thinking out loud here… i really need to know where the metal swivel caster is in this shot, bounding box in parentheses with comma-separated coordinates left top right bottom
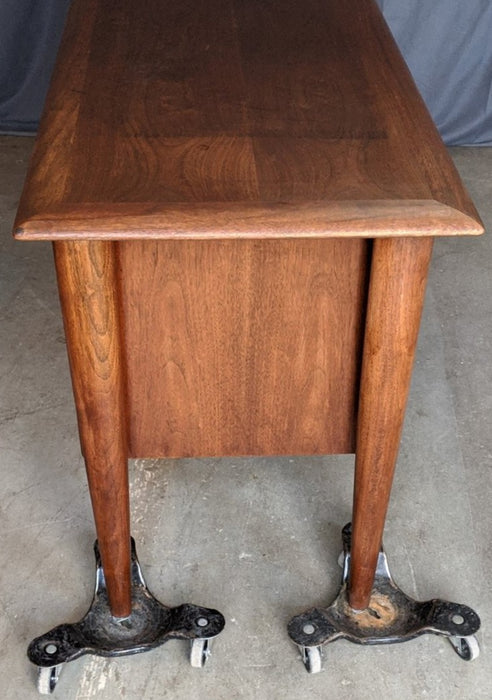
(289, 523, 480, 673)
(29, 539, 225, 694)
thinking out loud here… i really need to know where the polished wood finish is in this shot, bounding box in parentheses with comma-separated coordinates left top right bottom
(13, 200, 483, 241)
(53, 241, 131, 617)
(118, 238, 368, 458)
(349, 238, 434, 610)
(14, 0, 482, 241)
(14, 0, 483, 618)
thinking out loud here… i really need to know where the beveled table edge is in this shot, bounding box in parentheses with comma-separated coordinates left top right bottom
(14, 199, 484, 241)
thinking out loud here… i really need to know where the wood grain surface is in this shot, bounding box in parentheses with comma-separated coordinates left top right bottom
(349, 237, 434, 609)
(118, 238, 368, 457)
(14, 0, 483, 240)
(54, 240, 132, 617)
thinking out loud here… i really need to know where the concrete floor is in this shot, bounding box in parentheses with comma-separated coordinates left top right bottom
(0, 136, 491, 699)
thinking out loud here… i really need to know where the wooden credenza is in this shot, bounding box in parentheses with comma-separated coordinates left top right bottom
(14, 0, 483, 658)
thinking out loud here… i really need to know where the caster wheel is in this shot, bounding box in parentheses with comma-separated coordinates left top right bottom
(190, 638, 212, 667)
(37, 665, 62, 695)
(449, 634, 480, 661)
(299, 645, 322, 674)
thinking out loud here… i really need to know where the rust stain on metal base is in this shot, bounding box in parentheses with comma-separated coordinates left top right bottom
(342, 592, 399, 630)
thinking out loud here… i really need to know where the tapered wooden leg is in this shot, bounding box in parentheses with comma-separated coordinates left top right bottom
(53, 240, 131, 618)
(349, 237, 434, 611)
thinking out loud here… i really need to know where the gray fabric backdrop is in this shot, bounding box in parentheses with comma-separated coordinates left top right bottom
(0, 0, 491, 144)
(377, 0, 492, 145)
(0, 0, 70, 133)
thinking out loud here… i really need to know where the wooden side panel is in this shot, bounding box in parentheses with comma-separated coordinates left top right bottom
(118, 238, 368, 458)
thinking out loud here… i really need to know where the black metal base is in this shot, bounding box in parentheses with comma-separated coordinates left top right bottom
(288, 524, 480, 673)
(28, 539, 225, 693)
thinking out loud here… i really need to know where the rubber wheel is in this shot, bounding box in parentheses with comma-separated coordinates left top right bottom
(449, 635, 480, 661)
(37, 666, 61, 695)
(299, 645, 322, 674)
(190, 638, 211, 668)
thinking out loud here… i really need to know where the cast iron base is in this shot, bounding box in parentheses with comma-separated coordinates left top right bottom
(288, 524, 480, 673)
(28, 539, 225, 693)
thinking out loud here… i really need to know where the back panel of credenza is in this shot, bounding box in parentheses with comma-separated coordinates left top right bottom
(117, 238, 369, 458)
